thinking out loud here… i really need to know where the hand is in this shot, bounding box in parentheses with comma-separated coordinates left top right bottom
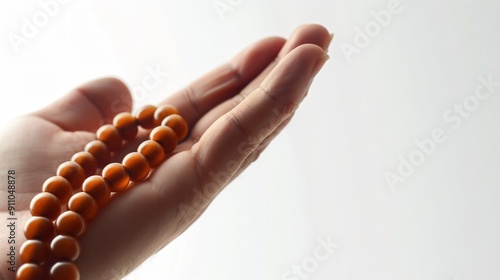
(0, 24, 331, 280)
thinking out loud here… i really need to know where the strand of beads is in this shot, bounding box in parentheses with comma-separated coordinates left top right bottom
(16, 105, 188, 280)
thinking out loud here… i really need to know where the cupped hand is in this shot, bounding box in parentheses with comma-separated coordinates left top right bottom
(0, 24, 331, 280)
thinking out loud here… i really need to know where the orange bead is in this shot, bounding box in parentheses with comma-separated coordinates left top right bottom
(154, 104, 179, 126)
(55, 211, 87, 237)
(84, 140, 111, 168)
(136, 105, 157, 129)
(42, 176, 72, 204)
(161, 114, 188, 141)
(20, 240, 49, 264)
(71, 151, 97, 177)
(150, 126, 177, 154)
(50, 235, 80, 261)
(67, 192, 98, 221)
(30, 193, 61, 221)
(113, 112, 138, 140)
(56, 161, 85, 191)
(16, 263, 46, 280)
(122, 152, 150, 182)
(138, 140, 165, 168)
(96, 124, 123, 151)
(50, 262, 79, 280)
(102, 163, 130, 192)
(82, 175, 111, 206)
(24, 216, 55, 242)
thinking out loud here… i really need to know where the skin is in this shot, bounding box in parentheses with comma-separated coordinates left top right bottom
(0, 24, 331, 280)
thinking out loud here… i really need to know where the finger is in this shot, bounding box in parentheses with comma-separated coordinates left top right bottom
(192, 44, 329, 192)
(238, 113, 294, 175)
(242, 24, 332, 99)
(33, 77, 132, 132)
(76, 45, 329, 280)
(159, 24, 331, 131)
(188, 24, 332, 141)
(157, 36, 287, 127)
(219, 113, 295, 190)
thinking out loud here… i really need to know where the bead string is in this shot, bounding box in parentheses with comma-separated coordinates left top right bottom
(16, 105, 188, 280)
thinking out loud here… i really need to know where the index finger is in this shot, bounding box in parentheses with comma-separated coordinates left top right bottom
(158, 36, 286, 127)
(192, 44, 329, 191)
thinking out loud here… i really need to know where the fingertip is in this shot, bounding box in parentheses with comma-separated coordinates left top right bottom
(76, 77, 133, 117)
(261, 43, 328, 101)
(230, 36, 286, 82)
(293, 23, 330, 36)
(35, 77, 133, 132)
(280, 24, 332, 56)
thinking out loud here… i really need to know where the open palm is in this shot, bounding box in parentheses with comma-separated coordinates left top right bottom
(0, 24, 331, 280)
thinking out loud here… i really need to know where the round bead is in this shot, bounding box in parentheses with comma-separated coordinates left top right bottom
(122, 152, 150, 182)
(55, 211, 87, 237)
(96, 124, 123, 151)
(71, 151, 97, 177)
(24, 216, 55, 242)
(50, 262, 80, 280)
(161, 114, 188, 141)
(150, 126, 177, 154)
(84, 140, 111, 168)
(82, 175, 111, 206)
(136, 105, 157, 129)
(102, 163, 130, 192)
(16, 263, 46, 280)
(20, 240, 49, 264)
(56, 161, 85, 191)
(67, 192, 98, 221)
(154, 104, 179, 126)
(30, 193, 61, 221)
(50, 235, 80, 261)
(138, 140, 165, 168)
(113, 112, 138, 140)
(42, 176, 72, 204)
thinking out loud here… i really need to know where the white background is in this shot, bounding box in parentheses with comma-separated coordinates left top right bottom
(2, 0, 500, 279)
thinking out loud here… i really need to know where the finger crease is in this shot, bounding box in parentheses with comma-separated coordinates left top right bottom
(76, 87, 106, 121)
(258, 85, 280, 104)
(231, 93, 245, 108)
(227, 63, 243, 84)
(184, 85, 201, 115)
(188, 145, 210, 192)
(225, 111, 252, 144)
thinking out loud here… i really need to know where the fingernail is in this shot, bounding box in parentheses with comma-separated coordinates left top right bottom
(312, 52, 330, 76)
(303, 54, 328, 101)
(326, 33, 334, 53)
